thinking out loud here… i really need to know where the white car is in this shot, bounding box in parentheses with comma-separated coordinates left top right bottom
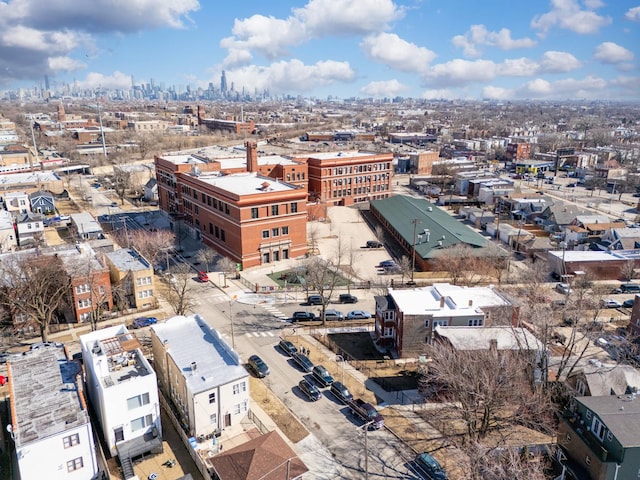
(601, 299, 622, 309)
(556, 283, 572, 294)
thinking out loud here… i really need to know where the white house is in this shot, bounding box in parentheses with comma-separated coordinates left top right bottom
(151, 315, 250, 439)
(0, 209, 17, 252)
(15, 212, 44, 246)
(3, 191, 29, 214)
(8, 345, 99, 480)
(80, 325, 162, 462)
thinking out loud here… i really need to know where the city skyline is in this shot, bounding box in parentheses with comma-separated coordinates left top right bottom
(0, 0, 639, 101)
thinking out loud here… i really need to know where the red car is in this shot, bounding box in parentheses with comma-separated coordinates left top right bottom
(198, 271, 209, 282)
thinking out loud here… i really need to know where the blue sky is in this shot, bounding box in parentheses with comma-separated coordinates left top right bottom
(1, 0, 638, 100)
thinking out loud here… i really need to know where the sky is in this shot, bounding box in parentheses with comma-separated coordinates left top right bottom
(0, 0, 639, 101)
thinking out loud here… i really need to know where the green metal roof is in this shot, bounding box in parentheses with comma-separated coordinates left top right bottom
(371, 196, 488, 259)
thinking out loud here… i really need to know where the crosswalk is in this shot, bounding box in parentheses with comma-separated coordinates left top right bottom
(261, 304, 289, 321)
(220, 330, 279, 341)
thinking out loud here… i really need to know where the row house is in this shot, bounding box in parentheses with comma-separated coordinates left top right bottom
(8, 345, 100, 480)
(104, 248, 156, 310)
(375, 283, 513, 358)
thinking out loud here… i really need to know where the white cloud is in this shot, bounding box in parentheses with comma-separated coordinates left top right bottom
(626, 6, 640, 21)
(361, 33, 436, 73)
(221, 0, 403, 64)
(482, 86, 513, 100)
(593, 42, 634, 64)
(452, 24, 536, 58)
(539, 51, 582, 72)
(47, 56, 87, 72)
(531, 0, 611, 36)
(425, 59, 498, 87)
(499, 58, 540, 76)
(222, 59, 355, 94)
(0, 26, 90, 53)
(360, 79, 408, 97)
(75, 71, 133, 90)
(421, 89, 458, 100)
(519, 75, 607, 98)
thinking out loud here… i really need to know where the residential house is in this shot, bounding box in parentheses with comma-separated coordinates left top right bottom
(566, 362, 640, 397)
(374, 283, 513, 358)
(3, 191, 30, 214)
(210, 431, 308, 480)
(533, 202, 589, 235)
(103, 248, 156, 310)
(70, 212, 104, 240)
(558, 395, 640, 480)
(8, 345, 99, 480)
(143, 177, 157, 202)
(29, 190, 55, 214)
(15, 212, 44, 246)
(564, 216, 625, 248)
(601, 227, 640, 251)
(58, 243, 113, 323)
(150, 314, 250, 438)
(0, 209, 17, 252)
(80, 325, 162, 463)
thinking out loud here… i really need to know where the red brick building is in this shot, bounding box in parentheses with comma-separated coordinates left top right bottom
(506, 142, 531, 161)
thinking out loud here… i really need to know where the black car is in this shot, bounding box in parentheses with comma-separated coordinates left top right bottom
(307, 295, 324, 305)
(298, 379, 321, 401)
(414, 452, 448, 480)
(247, 355, 270, 378)
(366, 240, 383, 248)
(330, 381, 353, 404)
(312, 365, 334, 387)
(338, 293, 358, 304)
(292, 353, 314, 372)
(278, 339, 298, 356)
(623, 298, 636, 308)
(291, 311, 317, 322)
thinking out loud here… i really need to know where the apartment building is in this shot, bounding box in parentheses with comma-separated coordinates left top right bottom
(80, 325, 162, 460)
(8, 345, 99, 480)
(151, 315, 250, 438)
(375, 284, 513, 358)
(103, 248, 156, 310)
(155, 147, 308, 269)
(301, 150, 393, 206)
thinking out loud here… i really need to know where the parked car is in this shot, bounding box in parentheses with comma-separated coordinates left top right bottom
(312, 365, 334, 387)
(278, 339, 298, 357)
(623, 298, 636, 308)
(602, 299, 622, 309)
(291, 311, 317, 322)
(614, 283, 640, 294)
(330, 381, 353, 404)
(198, 271, 209, 282)
(133, 317, 158, 328)
(414, 452, 448, 480)
(247, 355, 270, 378)
(307, 295, 324, 305)
(366, 240, 383, 248)
(324, 309, 344, 321)
(338, 293, 358, 304)
(556, 282, 572, 294)
(378, 260, 397, 268)
(346, 310, 372, 320)
(30, 341, 63, 350)
(298, 379, 321, 401)
(292, 353, 314, 372)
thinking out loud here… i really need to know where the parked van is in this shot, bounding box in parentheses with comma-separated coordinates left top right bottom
(615, 283, 640, 294)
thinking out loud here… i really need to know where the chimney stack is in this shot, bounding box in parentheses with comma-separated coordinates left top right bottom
(439, 296, 445, 308)
(246, 140, 258, 173)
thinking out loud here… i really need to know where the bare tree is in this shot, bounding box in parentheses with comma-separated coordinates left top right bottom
(398, 255, 412, 284)
(196, 248, 219, 272)
(112, 229, 176, 269)
(218, 257, 237, 287)
(0, 255, 71, 342)
(466, 442, 549, 480)
(621, 260, 636, 281)
(432, 244, 484, 286)
(112, 165, 132, 205)
(160, 263, 198, 316)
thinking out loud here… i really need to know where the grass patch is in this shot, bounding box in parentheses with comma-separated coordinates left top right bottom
(267, 268, 351, 288)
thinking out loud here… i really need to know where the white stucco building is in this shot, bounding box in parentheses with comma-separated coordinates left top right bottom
(150, 315, 250, 439)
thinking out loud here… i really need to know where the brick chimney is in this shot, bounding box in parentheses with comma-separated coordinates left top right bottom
(245, 140, 258, 173)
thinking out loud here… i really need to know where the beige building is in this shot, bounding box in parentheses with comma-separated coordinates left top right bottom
(103, 248, 156, 310)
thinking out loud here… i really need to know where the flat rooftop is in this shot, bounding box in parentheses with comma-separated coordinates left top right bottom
(9, 346, 90, 446)
(105, 248, 151, 272)
(305, 150, 378, 160)
(550, 249, 640, 262)
(151, 315, 247, 395)
(198, 172, 298, 196)
(435, 326, 543, 351)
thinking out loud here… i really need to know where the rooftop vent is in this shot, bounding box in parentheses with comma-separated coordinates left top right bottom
(191, 361, 197, 372)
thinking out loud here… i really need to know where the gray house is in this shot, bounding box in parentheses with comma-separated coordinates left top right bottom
(29, 190, 55, 214)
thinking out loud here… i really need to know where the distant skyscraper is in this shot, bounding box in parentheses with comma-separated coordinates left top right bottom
(44, 75, 50, 91)
(220, 71, 228, 94)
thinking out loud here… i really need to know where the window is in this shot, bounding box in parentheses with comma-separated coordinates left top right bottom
(607, 430, 613, 442)
(131, 414, 153, 431)
(75, 284, 89, 294)
(220, 230, 225, 242)
(424, 320, 430, 328)
(586, 410, 592, 420)
(282, 249, 289, 259)
(591, 417, 606, 441)
(251, 207, 258, 219)
(468, 319, 483, 326)
(272, 228, 279, 237)
(232, 381, 246, 395)
(127, 393, 150, 410)
(233, 403, 242, 414)
(67, 457, 83, 472)
(383, 327, 393, 336)
(63, 433, 80, 448)
(114, 427, 124, 442)
(576, 380, 586, 396)
(262, 230, 269, 239)
(281, 226, 289, 235)
(271, 205, 279, 216)
(210, 413, 217, 424)
(138, 289, 153, 299)
(290, 202, 298, 213)
(208, 392, 216, 404)
(78, 299, 90, 309)
(433, 320, 448, 330)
